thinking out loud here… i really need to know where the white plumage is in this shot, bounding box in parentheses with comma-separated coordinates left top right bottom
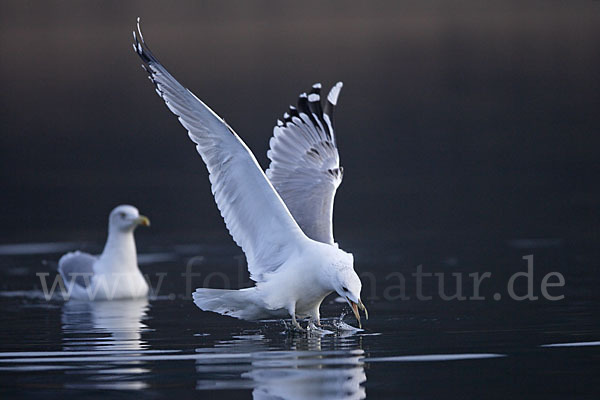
(133, 19, 367, 330)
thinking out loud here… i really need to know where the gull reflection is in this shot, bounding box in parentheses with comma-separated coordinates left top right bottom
(62, 298, 149, 350)
(61, 299, 150, 389)
(195, 332, 366, 399)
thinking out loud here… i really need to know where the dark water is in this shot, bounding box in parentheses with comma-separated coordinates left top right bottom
(0, 235, 598, 398)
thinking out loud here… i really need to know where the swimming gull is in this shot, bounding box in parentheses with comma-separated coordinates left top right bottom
(133, 20, 367, 330)
(58, 205, 150, 300)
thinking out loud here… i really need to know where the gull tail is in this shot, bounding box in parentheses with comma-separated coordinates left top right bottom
(193, 287, 271, 321)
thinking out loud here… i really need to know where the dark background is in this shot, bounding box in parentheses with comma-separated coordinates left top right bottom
(1, 0, 599, 245)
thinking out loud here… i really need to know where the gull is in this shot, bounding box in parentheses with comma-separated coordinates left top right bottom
(58, 205, 151, 300)
(133, 19, 367, 330)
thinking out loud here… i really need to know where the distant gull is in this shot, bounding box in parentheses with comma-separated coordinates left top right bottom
(58, 205, 150, 300)
(133, 19, 367, 330)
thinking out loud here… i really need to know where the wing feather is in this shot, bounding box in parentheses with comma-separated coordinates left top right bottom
(133, 20, 307, 282)
(58, 251, 97, 289)
(266, 83, 344, 245)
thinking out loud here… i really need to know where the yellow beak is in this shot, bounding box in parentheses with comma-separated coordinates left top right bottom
(359, 299, 369, 320)
(348, 299, 362, 329)
(136, 215, 151, 227)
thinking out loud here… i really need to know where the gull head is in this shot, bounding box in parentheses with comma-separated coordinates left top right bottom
(108, 205, 150, 233)
(334, 267, 368, 328)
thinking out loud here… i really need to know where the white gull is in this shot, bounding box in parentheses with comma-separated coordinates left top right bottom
(58, 205, 150, 300)
(133, 20, 367, 330)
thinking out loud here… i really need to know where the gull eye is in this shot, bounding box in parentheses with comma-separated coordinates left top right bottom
(342, 286, 349, 292)
(119, 212, 126, 218)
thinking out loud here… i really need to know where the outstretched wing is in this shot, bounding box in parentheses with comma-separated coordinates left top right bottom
(58, 251, 97, 289)
(266, 83, 344, 245)
(133, 20, 308, 282)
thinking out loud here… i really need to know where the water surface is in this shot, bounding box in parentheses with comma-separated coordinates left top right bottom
(0, 237, 598, 398)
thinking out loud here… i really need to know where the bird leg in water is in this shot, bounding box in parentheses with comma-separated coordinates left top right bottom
(309, 308, 321, 327)
(291, 314, 306, 332)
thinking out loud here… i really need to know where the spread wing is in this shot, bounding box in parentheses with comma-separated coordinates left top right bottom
(266, 83, 344, 245)
(58, 251, 97, 289)
(133, 20, 308, 282)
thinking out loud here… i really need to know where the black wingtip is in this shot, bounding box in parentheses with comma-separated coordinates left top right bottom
(136, 17, 144, 43)
(132, 19, 166, 100)
(277, 82, 342, 137)
(132, 18, 159, 66)
(308, 83, 322, 107)
(282, 105, 299, 124)
(297, 92, 310, 115)
(323, 81, 343, 120)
